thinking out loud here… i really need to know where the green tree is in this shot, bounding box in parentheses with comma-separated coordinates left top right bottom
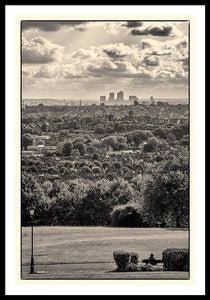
(47, 185, 79, 225)
(76, 184, 112, 225)
(102, 136, 117, 151)
(73, 142, 86, 156)
(21, 172, 49, 225)
(22, 134, 33, 150)
(105, 126, 115, 134)
(134, 100, 140, 106)
(143, 143, 154, 152)
(61, 142, 73, 156)
(131, 130, 147, 147)
(143, 170, 189, 227)
(111, 203, 143, 227)
(94, 125, 105, 134)
(152, 128, 167, 140)
(148, 136, 158, 149)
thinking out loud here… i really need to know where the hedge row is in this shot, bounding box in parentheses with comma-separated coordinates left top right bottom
(113, 250, 139, 272)
(162, 248, 189, 271)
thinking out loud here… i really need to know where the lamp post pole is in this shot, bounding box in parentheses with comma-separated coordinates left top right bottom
(29, 207, 35, 274)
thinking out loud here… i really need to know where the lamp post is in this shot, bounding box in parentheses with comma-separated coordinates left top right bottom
(29, 207, 35, 274)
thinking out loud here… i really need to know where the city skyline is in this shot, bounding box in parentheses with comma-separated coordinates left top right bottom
(22, 20, 189, 99)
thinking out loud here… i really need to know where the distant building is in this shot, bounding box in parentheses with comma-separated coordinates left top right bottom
(150, 96, 155, 104)
(108, 92, 115, 101)
(129, 95, 138, 101)
(22, 102, 26, 110)
(100, 96, 106, 103)
(117, 90, 124, 101)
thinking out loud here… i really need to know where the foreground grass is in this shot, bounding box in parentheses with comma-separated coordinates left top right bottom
(22, 226, 189, 266)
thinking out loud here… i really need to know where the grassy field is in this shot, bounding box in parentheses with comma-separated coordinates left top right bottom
(21, 226, 189, 280)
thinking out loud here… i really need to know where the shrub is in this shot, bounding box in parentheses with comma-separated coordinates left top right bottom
(105, 126, 115, 134)
(126, 263, 138, 272)
(59, 167, 69, 174)
(111, 204, 142, 227)
(92, 153, 100, 161)
(95, 126, 104, 134)
(81, 166, 92, 174)
(73, 138, 85, 145)
(61, 142, 73, 156)
(47, 167, 57, 174)
(113, 250, 139, 272)
(92, 166, 101, 174)
(74, 142, 86, 156)
(113, 162, 121, 169)
(143, 143, 154, 153)
(94, 160, 102, 167)
(64, 161, 74, 168)
(106, 173, 114, 181)
(86, 146, 97, 154)
(117, 143, 126, 151)
(153, 128, 167, 140)
(102, 162, 111, 169)
(141, 264, 153, 271)
(162, 248, 189, 271)
(132, 130, 147, 147)
(155, 155, 164, 162)
(141, 264, 163, 272)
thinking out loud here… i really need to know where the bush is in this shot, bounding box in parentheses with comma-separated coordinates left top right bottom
(61, 142, 73, 156)
(126, 263, 138, 272)
(95, 126, 104, 134)
(143, 143, 154, 153)
(162, 248, 189, 271)
(92, 153, 100, 161)
(141, 264, 163, 272)
(113, 250, 139, 272)
(105, 126, 115, 134)
(92, 166, 101, 174)
(111, 204, 142, 227)
(74, 142, 86, 156)
(155, 155, 164, 162)
(81, 166, 92, 174)
(152, 128, 167, 139)
(117, 143, 126, 151)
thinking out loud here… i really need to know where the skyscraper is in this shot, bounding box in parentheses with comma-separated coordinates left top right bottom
(117, 90, 124, 101)
(109, 92, 114, 101)
(100, 96, 106, 103)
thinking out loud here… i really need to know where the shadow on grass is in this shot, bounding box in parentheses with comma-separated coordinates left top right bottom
(165, 228, 189, 231)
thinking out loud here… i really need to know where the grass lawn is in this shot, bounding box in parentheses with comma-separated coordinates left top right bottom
(21, 226, 189, 280)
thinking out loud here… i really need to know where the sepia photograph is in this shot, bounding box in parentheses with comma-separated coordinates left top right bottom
(20, 18, 191, 281)
(4, 3, 206, 295)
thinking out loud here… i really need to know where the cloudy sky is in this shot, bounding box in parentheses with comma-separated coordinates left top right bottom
(22, 20, 189, 100)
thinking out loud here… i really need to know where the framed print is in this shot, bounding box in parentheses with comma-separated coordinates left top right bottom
(5, 4, 205, 296)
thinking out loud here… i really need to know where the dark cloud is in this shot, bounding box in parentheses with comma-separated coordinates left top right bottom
(22, 21, 88, 32)
(131, 26, 172, 36)
(143, 56, 159, 66)
(149, 50, 172, 56)
(103, 50, 126, 59)
(63, 74, 86, 79)
(22, 51, 55, 64)
(22, 36, 63, 64)
(123, 21, 143, 28)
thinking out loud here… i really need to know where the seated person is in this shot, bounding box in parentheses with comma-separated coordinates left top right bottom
(148, 253, 156, 265)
